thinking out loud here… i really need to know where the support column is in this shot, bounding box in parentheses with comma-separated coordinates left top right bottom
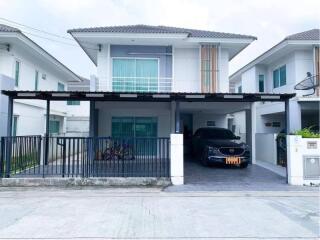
(6, 96, 13, 137)
(250, 102, 257, 164)
(89, 100, 96, 137)
(44, 100, 50, 165)
(175, 101, 181, 133)
(284, 99, 290, 183)
(170, 133, 184, 185)
(5, 96, 13, 177)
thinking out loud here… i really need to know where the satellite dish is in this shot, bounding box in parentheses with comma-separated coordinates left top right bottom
(294, 72, 319, 96)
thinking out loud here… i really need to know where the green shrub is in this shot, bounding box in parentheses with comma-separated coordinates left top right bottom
(294, 127, 320, 138)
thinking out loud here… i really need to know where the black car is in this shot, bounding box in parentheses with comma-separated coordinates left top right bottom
(192, 127, 250, 168)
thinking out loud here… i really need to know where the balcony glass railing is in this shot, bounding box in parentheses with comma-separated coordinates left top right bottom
(112, 77, 172, 93)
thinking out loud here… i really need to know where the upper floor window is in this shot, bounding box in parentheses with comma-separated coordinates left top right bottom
(67, 100, 80, 105)
(57, 82, 65, 91)
(112, 58, 158, 92)
(258, 74, 264, 92)
(34, 70, 39, 91)
(238, 86, 242, 93)
(14, 60, 20, 87)
(273, 65, 286, 88)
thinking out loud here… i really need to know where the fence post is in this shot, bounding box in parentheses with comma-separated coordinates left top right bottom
(170, 134, 184, 185)
(0, 137, 4, 178)
(62, 138, 66, 178)
(5, 137, 11, 178)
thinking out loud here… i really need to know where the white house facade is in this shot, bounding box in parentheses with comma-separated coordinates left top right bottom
(229, 29, 320, 167)
(68, 25, 257, 139)
(0, 24, 82, 137)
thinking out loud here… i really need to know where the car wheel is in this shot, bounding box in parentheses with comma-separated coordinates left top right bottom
(201, 151, 209, 166)
(240, 162, 248, 168)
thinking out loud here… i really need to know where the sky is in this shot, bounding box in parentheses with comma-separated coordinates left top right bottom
(0, 0, 319, 79)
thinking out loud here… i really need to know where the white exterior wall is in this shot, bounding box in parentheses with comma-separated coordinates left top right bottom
(0, 74, 14, 137)
(96, 102, 171, 138)
(0, 44, 71, 136)
(287, 135, 320, 185)
(230, 111, 246, 141)
(241, 67, 256, 93)
(255, 133, 277, 164)
(218, 48, 229, 93)
(193, 113, 227, 132)
(173, 47, 200, 92)
(96, 44, 110, 91)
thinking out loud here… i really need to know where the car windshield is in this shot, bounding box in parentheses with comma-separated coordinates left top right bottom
(202, 129, 237, 140)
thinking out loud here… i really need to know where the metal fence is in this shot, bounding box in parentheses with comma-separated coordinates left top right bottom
(0, 136, 170, 178)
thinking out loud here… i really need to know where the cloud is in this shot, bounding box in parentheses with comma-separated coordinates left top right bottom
(0, 0, 319, 77)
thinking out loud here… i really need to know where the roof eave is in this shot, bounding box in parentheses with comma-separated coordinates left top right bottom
(0, 31, 82, 82)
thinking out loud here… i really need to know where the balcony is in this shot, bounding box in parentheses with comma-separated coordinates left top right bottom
(112, 77, 172, 93)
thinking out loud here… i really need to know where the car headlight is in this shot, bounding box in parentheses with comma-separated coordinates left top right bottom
(207, 146, 219, 154)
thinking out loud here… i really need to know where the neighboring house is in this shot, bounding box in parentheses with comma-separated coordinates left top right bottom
(0, 24, 82, 137)
(68, 24, 257, 138)
(229, 29, 320, 166)
(66, 77, 91, 136)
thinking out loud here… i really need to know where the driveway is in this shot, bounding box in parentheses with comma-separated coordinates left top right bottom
(0, 187, 318, 239)
(166, 159, 317, 192)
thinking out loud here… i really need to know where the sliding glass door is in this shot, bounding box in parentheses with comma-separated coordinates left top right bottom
(112, 58, 159, 92)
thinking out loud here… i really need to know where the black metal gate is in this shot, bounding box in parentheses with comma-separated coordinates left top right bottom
(0, 136, 170, 178)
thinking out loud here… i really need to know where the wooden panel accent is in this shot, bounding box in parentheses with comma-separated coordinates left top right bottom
(200, 45, 218, 93)
(315, 47, 320, 96)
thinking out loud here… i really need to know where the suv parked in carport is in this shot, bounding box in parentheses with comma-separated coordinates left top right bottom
(192, 127, 250, 168)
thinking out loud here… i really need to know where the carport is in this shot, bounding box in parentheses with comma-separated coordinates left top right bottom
(1, 90, 295, 185)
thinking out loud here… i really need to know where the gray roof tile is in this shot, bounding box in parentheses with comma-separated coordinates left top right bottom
(285, 29, 320, 41)
(0, 24, 20, 33)
(68, 24, 257, 39)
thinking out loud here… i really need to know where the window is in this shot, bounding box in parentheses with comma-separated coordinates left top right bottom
(273, 65, 286, 88)
(35, 70, 39, 90)
(12, 116, 18, 136)
(57, 82, 65, 91)
(49, 120, 60, 134)
(258, 74, 264, 92)
(112, 58, 158, 92)
(238, 86, 242, 93)
(112, 117, 158, 155)
(14, 61, 20, 87)
(67, 101, 80, 105)
(112, 117, 157, 138)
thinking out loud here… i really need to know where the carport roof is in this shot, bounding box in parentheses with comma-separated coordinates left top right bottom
(1, 90, 295, 102)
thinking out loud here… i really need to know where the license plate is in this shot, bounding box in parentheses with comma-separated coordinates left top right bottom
(226, 157, 241, 164)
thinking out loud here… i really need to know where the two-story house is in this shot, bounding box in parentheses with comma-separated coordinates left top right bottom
(229, 29, 319, 167)
(0, 24, 82, 137)
(68, 25, 257, 139)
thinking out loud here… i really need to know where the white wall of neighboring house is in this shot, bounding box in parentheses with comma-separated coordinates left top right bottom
(0, 39, 77, 137)
(230, 40, 319, 168)
(0, 74, 14, 137)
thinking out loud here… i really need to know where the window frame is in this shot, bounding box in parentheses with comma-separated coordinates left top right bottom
(57, 82, 65, 91)
(273, 65, 286, 88)
(34, 70, 39, 91)
(14, 60, 20, 87)
(67, 100, 80, 106)
(238, 85, 242, 93)
(49, 120, 60, 134)
(111, 57, 160, 92)
(258, 74, 265, 93)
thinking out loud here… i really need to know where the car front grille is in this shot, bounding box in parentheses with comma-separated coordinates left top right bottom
(219, 147, 245, 156)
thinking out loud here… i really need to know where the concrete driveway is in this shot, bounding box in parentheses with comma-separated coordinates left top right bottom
(166, 160, 316, 192)
(0, 187, 319, 239)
